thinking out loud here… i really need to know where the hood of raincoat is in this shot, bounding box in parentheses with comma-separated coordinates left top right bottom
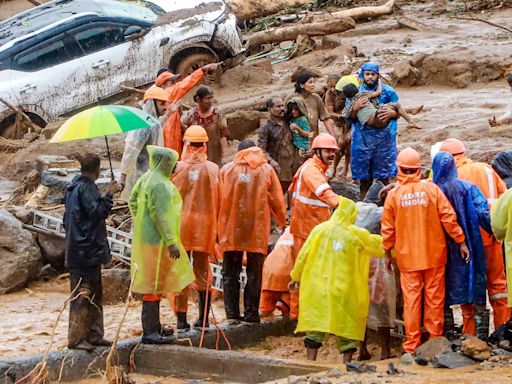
(492, 151, 512, 181)
(432, 151, 458, 185)
(147, 145, 178, 177)
(181, 142, 207, 163)
(287, 96, 308, 118)
(234, 147, 267, 169)
(397, 167, 421, 185)
(331, 196, 358, 226)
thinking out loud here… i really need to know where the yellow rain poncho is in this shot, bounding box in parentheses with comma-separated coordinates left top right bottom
(490, 188, 512, 306)
(290, 196, 384, 341)
(129, 145, 194, 294)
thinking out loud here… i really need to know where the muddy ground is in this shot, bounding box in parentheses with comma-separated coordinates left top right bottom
(1, 0, 512, 381)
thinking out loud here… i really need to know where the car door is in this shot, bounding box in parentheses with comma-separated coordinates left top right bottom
(66, 21, 138, 100)
(9, 33, 91, 120)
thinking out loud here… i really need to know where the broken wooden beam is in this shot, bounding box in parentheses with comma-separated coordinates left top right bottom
(308, 0, 395, 22)
(247, 16, 356, 50)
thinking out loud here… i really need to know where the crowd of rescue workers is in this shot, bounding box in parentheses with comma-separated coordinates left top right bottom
(62, 60, 512, 364)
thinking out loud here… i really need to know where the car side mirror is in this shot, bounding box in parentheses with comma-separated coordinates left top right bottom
(124, 26, 147, 41)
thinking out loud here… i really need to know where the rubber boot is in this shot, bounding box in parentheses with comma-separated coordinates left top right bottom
(177, 312, 190, 333)
(141, 301, 173, 344)
(475, 305, 490, 341)
(443, 308, 456, 340)
(194, 291, 210, 330)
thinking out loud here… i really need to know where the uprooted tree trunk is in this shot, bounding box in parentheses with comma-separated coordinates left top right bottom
(307, 0, 395, 22)
(226, 0, 313, 21)
(227, 0, 395, 22)
(247, 16, 356, 50)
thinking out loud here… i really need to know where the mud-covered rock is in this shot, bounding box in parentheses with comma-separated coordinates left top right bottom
(102, 268, 131, 305)
(329, 180, 359, 201)
(432, 351, 476, 368)
(355, 202, 383, 235)
(0, 208, 43, 294)
(416, 337, 452, 361)
(226, 110, 266, 141)
(37, 233, 66, 272)
(461, 336, 492, 361)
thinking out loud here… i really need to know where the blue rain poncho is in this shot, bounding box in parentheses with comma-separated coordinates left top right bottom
(432, 152, 492, 306)
(350, 63, 399, 181)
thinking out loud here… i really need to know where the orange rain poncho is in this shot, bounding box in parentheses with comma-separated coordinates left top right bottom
(172, 142, 220, 255)
(129, 146, 195, 294)
(289, 155, 339, 240)
(381, 163, 466, 353)
(163, 69, 205, 153)
(262, 228, 295, 292)
(381, 171, 465, 272)
(218, 147, 286, 255)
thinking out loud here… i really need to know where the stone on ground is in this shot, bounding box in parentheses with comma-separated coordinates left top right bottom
(432, 351, 476, 368)
(0, 208, 43, 294)
(415, 336, 452, 361)
(461, 336, 492, 361)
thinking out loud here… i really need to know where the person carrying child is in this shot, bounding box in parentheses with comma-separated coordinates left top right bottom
(286, 97, 314, 158)
(341, 82, 420, 130)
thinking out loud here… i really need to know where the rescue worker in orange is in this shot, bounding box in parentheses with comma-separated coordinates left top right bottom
(381, 147, 470, 356)
(440, 138, 510, 328)
(159, 62, 223, 153)
(288, 133, 340, 320)
(259, 228, 295, 318)
(169, 126, 220, 333)
(218, 140, 287, 323)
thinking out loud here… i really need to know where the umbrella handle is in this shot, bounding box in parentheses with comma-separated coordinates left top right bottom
(104, 135, 115, 180)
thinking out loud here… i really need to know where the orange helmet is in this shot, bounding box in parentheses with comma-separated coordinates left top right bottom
(311, 133, 338, 150)
(396, 147, 421, 169)
(439, 138, 466, 155)
(183, 125, 209, 143)
(143, 86, 168, 102)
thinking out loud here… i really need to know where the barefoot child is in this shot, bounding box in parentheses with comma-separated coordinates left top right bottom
(342, 83, 421, 129)
(286, 97, 314, 157)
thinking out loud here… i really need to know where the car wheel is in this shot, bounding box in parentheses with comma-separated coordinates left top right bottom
(175, 52, 222, 85)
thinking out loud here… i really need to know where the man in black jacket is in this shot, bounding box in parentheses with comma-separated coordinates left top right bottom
(64, 153, 118, 351)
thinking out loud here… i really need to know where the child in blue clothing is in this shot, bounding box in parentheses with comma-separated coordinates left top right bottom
(286, 97, 314, 157)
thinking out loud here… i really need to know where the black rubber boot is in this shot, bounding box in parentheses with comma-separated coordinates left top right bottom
(177, 312, 190, 333)
(160, 325, 174, 337)
(443, 308, 456, 340)
(194, 291, 210, 329)
(475, 305, 490, 341)
(141, 301, 173, 344)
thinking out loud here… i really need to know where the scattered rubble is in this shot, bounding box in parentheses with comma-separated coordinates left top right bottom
(415, 337, 452, 362)
(431, 350, 476, 368)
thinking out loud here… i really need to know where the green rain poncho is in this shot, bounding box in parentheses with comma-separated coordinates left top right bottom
(290, 196, 384, 341)
(491, 188, 512, 306)
(129, 145, 194, 294)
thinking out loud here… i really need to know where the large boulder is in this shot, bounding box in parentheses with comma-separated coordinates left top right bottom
(0, 208, 43, 294)
(102, 268, 131, 305)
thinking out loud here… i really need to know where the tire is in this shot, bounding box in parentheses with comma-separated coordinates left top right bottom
(174, 51, 222, 85)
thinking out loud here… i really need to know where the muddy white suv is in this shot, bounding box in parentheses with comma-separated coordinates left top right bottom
(0, 0, 245, 137)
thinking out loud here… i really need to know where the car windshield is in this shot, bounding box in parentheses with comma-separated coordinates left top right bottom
(99, 0, 165, 24)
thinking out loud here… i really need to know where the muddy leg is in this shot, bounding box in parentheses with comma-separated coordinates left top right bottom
(378, 327, 391, 360)
(359, 179, 372, 201)
(304, 334, 322, 361)
(342, 349, 355, 363)
(358, 329, 371, 361)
